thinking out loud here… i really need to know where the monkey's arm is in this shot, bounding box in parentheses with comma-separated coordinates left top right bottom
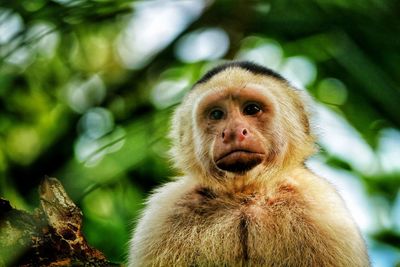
(128, 178, 195, 267)
(293, 168, 370, 266)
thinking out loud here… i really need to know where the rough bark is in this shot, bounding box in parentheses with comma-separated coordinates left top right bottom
(0, 177, 120, 267)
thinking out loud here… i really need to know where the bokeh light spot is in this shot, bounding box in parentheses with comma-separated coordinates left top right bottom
(236, 42, 283, 70)
(280, 56, 317, 89)
(317, 78, 348, 105)
(175, 28, 230, 63)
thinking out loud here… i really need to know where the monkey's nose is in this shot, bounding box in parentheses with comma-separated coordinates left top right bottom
(222, 130, 228, 141)
(222, 128, 248, 142)
(239, 128, 248, 141)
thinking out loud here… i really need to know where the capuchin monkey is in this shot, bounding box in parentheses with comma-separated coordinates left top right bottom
(128, 61, 370, 266)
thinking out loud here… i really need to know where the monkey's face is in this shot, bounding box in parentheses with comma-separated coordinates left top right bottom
(170, 66, 315, 181)
(195, 85, 277, 174)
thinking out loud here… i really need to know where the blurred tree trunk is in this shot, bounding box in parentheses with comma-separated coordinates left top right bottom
(0, 177, 120, 267)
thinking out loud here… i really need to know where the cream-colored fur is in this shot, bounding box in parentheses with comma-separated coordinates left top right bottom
(128, 66, 369, 266)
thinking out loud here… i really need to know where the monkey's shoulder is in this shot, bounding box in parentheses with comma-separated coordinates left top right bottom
(171, 181, 309, 220)
(132, 177, 367, 267)
(145, 172, 345, 227)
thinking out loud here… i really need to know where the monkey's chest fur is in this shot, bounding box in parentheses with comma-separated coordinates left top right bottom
(156, 184, 335, 267)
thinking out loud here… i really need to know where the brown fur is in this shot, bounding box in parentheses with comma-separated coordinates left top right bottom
(128, 64, 369, 266)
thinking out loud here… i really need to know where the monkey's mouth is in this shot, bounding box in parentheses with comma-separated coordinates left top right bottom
(215, 150, 265, 173)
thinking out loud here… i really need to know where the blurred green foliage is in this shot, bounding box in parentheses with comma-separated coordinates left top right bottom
(0, 0, 399, 265)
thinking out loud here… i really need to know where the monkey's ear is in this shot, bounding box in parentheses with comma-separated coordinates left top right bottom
(294, 88, 317, 137)
(168, 101, 198, 175)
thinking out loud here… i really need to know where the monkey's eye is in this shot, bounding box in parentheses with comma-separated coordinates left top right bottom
(209, 109, 224, 120)
(243, 103, 262, 115)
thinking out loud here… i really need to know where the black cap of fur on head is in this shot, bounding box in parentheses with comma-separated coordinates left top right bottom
(194, 61, 287, 86)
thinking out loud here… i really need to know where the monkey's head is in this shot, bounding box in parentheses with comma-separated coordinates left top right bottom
(170, 61, 315, 183)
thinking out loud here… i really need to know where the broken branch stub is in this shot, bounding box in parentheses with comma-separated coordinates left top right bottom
(0, 177, 120, 266)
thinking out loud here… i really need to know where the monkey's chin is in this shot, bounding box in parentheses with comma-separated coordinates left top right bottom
(215, 151, 264, 174)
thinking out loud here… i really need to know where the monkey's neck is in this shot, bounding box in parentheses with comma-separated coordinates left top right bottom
(196, 164, 303, 194)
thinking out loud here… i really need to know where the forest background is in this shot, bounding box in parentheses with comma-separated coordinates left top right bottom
(0, 0, 399, 266)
